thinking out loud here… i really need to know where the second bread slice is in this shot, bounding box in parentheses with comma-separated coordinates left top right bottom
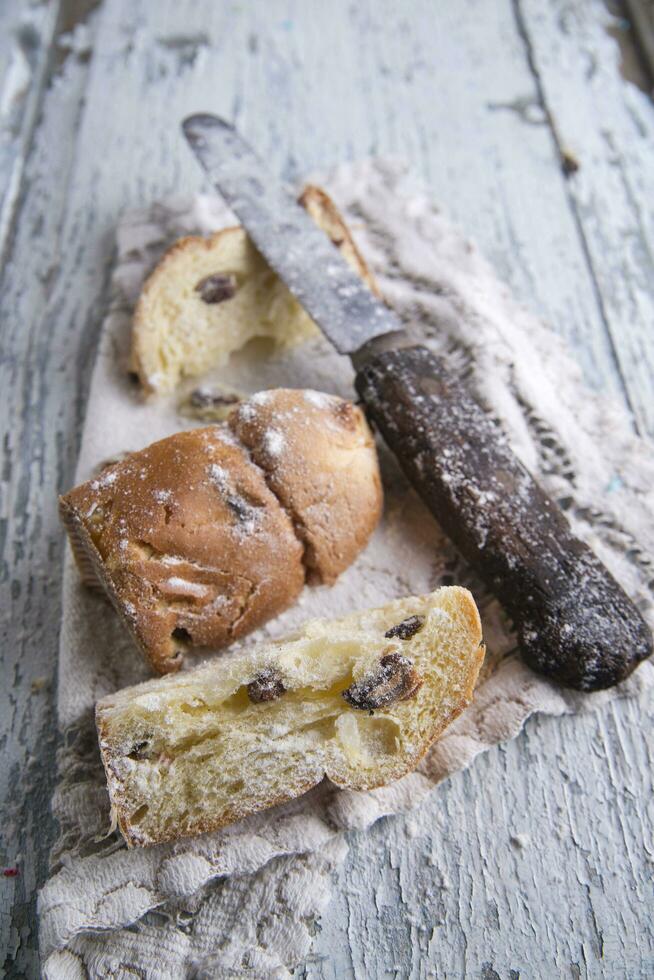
(97, 587, 484, 846)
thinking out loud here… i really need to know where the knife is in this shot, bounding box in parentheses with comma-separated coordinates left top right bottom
(182, 113, 652, 692)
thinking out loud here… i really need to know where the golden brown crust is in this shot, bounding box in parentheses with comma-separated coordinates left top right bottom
(229, 389, 383, 585)
(297, 185, 381, 296)
(62, 426, 305, 673)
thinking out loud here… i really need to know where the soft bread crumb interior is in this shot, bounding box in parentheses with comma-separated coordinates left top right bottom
(134, 231, 317, 392)
(132, 186, 377, 395)
(97, 588, 483, 845)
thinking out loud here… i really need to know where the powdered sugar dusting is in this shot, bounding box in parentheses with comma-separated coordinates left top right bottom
(122, 601, 136, 620)
(208, 463, 231, 493)
(211, 425, 239, 447)
(251, 391, 272, 405)
(90, 469, 117, 491)
(237, 402, 256, 422)
(304, 389, 334, 409)
(263, 429, 285, 457)
(165, 577, 209, 598)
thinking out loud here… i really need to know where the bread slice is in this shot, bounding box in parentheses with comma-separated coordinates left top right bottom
(96, 587, 484, 846)
(131, 185, 379, 394)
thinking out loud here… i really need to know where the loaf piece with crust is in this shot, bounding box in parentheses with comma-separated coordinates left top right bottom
(60, 425, 305, 674)
(230, 388, 383, 584)
(60, 389, 382, 673)
(96, 587, 484, 846)
(131, 185, 378, 394)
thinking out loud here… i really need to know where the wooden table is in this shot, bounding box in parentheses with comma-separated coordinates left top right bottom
(1, 1, 653, 976)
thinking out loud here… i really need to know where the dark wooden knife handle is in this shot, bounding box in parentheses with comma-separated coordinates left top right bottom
(355, 345, 652, 691)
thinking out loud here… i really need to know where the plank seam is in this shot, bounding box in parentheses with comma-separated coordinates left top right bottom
(0, 1, 64, 273)
(510, 0, 640, 434)
(623, 0, 654, 85)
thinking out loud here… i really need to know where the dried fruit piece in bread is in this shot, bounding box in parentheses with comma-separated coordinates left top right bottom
(96, 587, 484, 846)
(60, 389, 382, 673)
(131, 185, 378, 394)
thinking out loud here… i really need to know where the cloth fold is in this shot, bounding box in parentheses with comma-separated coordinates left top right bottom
(40, 160, 653, 978)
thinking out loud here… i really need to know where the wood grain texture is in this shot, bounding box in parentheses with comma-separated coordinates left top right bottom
(1, 0, 652, 976)
(518, 0, 654, 434)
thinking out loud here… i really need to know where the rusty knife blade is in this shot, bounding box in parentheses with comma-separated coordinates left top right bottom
(182, 113, 401, 356)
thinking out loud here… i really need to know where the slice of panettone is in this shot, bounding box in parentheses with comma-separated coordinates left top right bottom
(131, 185, 379, 394)
(96, 587, 485, 846)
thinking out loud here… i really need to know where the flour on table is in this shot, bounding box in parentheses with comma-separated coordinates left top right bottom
(39, 160, 654, 979)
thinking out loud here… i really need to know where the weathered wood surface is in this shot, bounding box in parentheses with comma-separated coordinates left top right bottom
(1, 0, 653, 976)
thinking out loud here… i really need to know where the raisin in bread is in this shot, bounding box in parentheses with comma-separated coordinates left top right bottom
(60, 389, 382, 673)
(131, 185, 379, 394)
(96, 587, 484, 846)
